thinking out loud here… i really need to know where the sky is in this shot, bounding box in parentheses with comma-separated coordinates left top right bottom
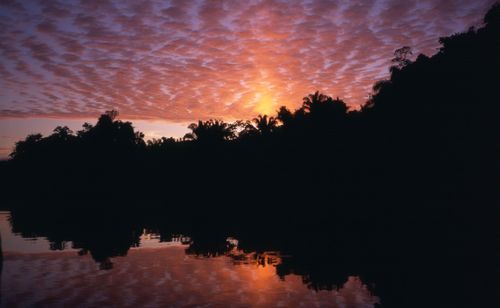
(0, 0, 496, 158)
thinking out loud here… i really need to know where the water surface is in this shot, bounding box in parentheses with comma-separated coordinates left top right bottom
(1, 211, 379, 307)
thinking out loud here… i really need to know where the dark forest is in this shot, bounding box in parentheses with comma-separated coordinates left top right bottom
(1, 4, 499, 203)
(1, 4, 500, 308)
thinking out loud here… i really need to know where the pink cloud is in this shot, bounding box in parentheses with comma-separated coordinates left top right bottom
(0, 0, 497, 124)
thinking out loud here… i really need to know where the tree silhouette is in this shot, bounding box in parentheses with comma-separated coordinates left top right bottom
(277, 106, 294, 127)
(9, 133, 43, 160)
(253, 115, 279, 136)
(391, 46, 413, 70)
(50, 126, 74, 141)
(184, 119, 237, 143)
(301, 92, 348, 118)
(302, 91, 329, 113)
(2, 3, 499, 201)
(2, 4, 500, 308)
(484, 2, 500, 27)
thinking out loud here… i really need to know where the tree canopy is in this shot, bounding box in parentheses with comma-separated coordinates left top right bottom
(2, 3, 499, 201)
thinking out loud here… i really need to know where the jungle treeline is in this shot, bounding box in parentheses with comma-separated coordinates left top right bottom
(1, 4, 499, 202)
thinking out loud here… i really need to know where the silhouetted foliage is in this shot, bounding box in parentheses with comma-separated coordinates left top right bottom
(9, 133, 43, 160)
(253, 114, 278, 136)
(390, 46, 413, 71)
(362, 3, 500, 198)
(276, 106, 293, 126)
(1, 5, 500, 307)
(184, 119, 238, 143)
(0, 6, 498, 200)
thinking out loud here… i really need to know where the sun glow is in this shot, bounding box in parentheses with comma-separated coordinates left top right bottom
(254, 92, 276, 116)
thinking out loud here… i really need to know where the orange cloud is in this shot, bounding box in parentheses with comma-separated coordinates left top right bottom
(0, 0, 496, 122)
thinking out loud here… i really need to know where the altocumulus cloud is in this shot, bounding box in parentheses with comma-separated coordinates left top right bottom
(0, 0, 496, 121)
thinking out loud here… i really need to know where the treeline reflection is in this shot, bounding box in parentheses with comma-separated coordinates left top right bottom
(1, 4, 500, 308)
(6, 201, 500, 308)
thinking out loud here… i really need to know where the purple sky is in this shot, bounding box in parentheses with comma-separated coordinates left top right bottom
(0, 0, 496, 158)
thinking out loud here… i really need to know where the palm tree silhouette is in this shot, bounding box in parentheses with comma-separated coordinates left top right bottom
(253, 115, 278, 136)
(302, 91, 329, 113)
(302, 92, 348, 116)
(184, 120, 237, 143)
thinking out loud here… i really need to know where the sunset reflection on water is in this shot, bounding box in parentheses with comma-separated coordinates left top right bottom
(1, 212, 378, 307)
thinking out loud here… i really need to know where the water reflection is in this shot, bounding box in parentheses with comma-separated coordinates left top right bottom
(3, 202, 496, 308)
(1, 210, 379, 307)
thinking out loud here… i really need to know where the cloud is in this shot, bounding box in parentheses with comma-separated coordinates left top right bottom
(0, 0, 497, 122)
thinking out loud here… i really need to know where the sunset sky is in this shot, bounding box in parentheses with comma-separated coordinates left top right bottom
(0, 0, 495, 158)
